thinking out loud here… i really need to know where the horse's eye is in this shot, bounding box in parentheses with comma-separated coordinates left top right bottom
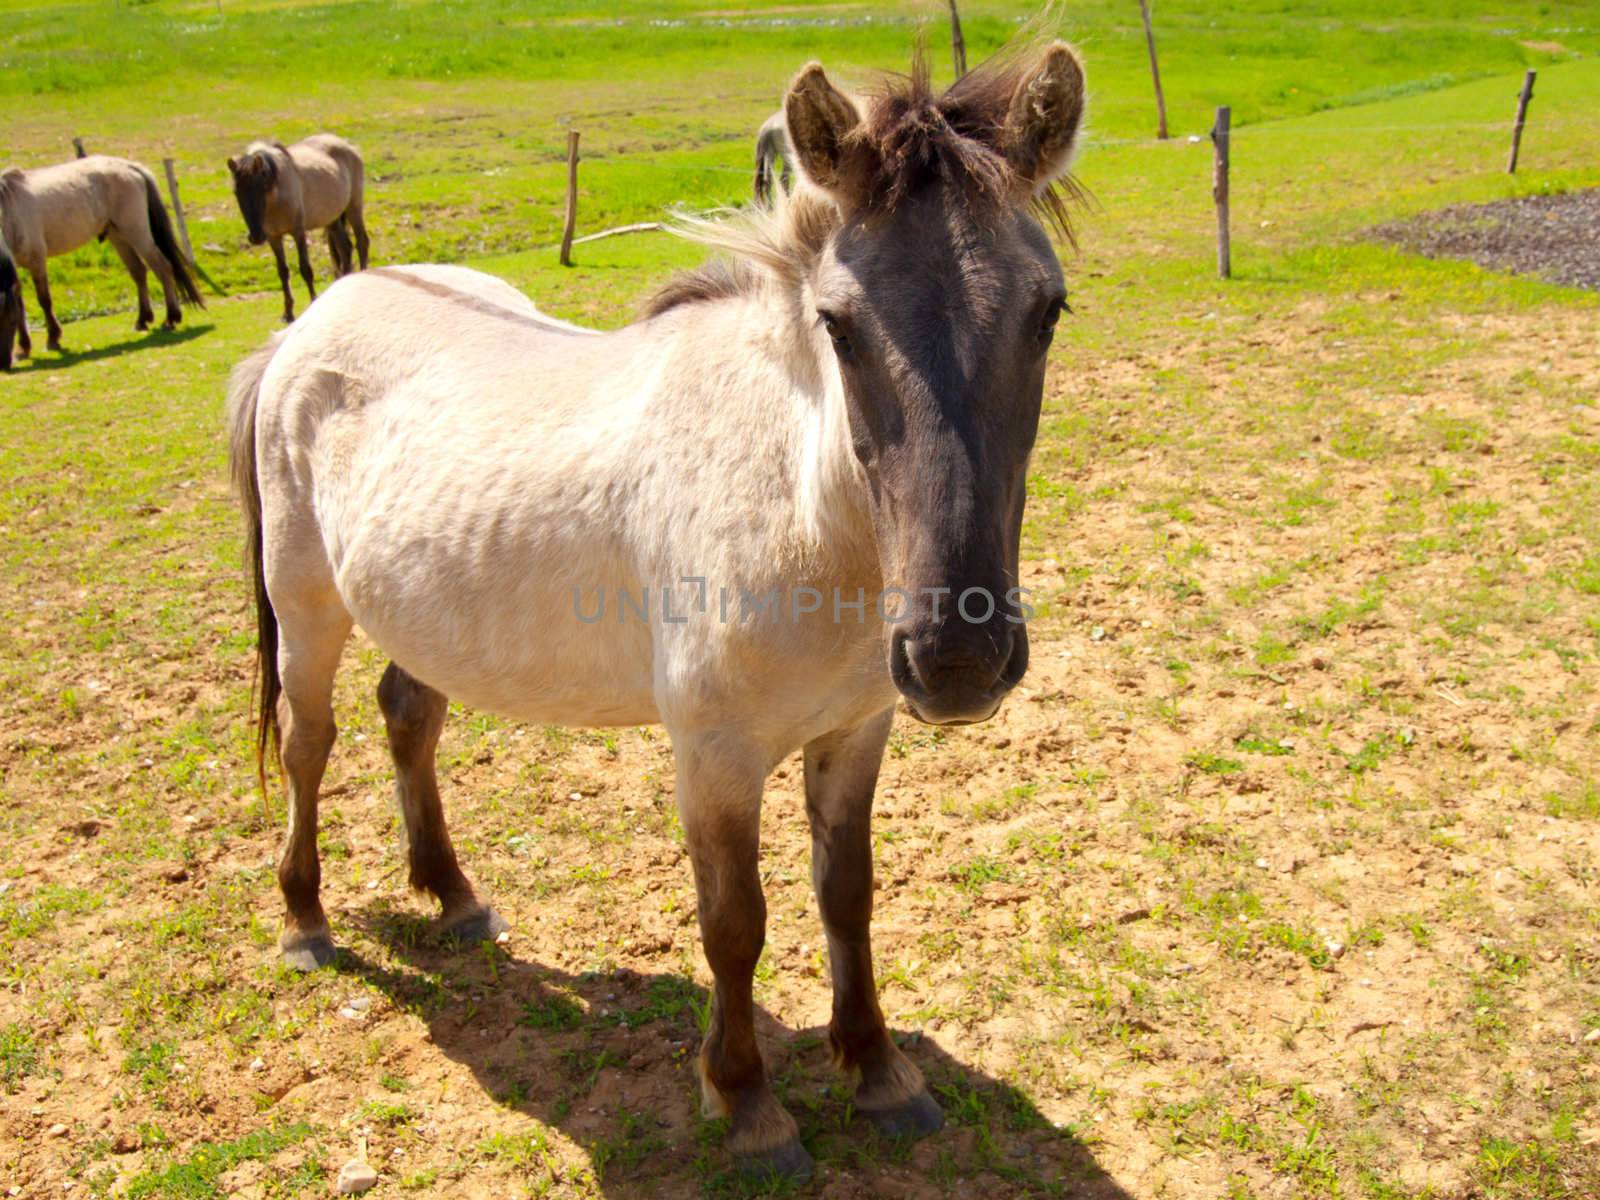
(818, 311, 854, 361)
(1038, 297, 1068, 344)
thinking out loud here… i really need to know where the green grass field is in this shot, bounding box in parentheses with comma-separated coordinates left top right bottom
(2, 2, 1599, 1197)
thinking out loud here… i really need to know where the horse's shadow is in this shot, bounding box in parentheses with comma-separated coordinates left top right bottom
(10, 322, 210, 372)
(339, 907, 1133, 1198)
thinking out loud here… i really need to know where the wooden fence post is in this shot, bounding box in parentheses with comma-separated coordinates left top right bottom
(72, 137, 87, 158)
(1506, 69, 1535, 174)
(161, 158, 196, 265)
(559, 130, 580, 267)
(1138, 0, 1169, 140)
(1211, 106, 1231, 279)
(947, 0, 967, 79)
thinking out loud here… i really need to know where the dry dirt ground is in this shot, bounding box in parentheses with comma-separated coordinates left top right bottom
(2, 286, 1599, 1199)
(1371, 189, 1600, 293)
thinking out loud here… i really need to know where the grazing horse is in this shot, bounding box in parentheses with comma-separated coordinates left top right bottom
(227, 40, 1084, 1181)
(753, 108, 791, 205)
(0, 156, 202, 354)
(227, 134, 370, 323)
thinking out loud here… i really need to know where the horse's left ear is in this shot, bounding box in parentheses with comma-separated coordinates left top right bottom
(1002, 42, 1086, 193)
(227, 157, 239, 175)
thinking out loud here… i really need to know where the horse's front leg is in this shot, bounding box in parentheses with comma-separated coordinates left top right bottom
(273, 601, 353, 970)
(270, 237, 295, 323)
(292, 227, 317, 304)
(675, 732, 812, 1181)
(376, 662, 507, 944)
(804, 709, 944, 1139)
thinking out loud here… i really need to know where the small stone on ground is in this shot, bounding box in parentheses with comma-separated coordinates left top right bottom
(334, 1160, 377, 1194)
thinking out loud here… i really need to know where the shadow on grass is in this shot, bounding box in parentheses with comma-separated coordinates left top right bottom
(8, 322, 211, 372)
(334, 905, 1132, 1198)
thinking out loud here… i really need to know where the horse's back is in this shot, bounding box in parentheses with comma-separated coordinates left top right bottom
(11, 156, 147, 258)
(289, 135, 361, 226)
(256, 266, 661, 724)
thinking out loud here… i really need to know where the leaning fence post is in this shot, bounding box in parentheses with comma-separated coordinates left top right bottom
(1506, 69, 1536, 174)
(72, 137, 87, 158)
(1211, 106, 1231, 279)
(947, 0, 967, 79)
(559, 130, 580, 267)
(1138, 0, 1169, 140)
(161, 158, 196, 266)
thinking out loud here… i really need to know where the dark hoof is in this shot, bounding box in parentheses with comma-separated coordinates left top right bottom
(280, 934, 337, 972)
(47, 340, 62, 353)
(865, 1089, 945, 1140)
(441, 907, 509, 947)
(736, 1138, 814, 1186)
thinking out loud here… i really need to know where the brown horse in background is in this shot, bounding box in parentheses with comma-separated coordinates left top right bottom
(227, 134, 370, 322)
(0, 155, 202, 355)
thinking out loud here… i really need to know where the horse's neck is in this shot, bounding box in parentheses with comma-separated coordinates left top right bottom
(712, 288, 877, 582)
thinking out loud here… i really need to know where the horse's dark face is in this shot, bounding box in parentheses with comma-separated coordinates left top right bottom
(0, 253, 21, 373)
(816, 189, 1061, 725)
(228, 155, 275, 246)
(787, 46, 1084, 725)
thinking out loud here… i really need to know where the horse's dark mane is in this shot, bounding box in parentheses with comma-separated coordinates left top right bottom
(642, 258, 757, 319)
(852, 42, 1079, 242)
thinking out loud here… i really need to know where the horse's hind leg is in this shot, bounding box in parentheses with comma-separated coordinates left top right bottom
(113, 222, 183, 329)
(24, 259, 62, 352)
(347, 206, 370, 271)
(376, 662, 507, 945)
(106, 233, 154, 330)
(804, 710, 943, 1140)
(325, 220, 352, 278)
(272, 599, 352, 970)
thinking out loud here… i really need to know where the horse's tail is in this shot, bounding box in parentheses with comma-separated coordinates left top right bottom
(227, 333, 287, 794)
(140, 168, 204, 307)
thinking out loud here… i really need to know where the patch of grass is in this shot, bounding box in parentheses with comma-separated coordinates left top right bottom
(950, 856, 1018, 894)
(516, 989, 587, 1031)
(1185, 751, 1245, 776)
(0, 884, 104, 943)
(0, 1024, 40, 1092)
(1545, 780, 1600, 819)
(125, 1123, 316, 1199)
(618, 974, 703, 1029)
(1346, 730, 1415, 775)
(358, 1099, 414, 1127)
(1235, 735, 1295, 756)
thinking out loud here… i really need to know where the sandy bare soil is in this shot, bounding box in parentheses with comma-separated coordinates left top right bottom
(2, 292, 1599, 1198)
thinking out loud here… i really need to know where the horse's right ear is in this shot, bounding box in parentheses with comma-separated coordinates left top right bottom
(227, 157, 238, 175)
(784, 63, 866, 201)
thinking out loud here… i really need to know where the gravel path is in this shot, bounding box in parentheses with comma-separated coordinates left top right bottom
(1370, 188, 1600, 291)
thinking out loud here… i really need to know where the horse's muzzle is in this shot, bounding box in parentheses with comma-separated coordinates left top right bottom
(889, 625, 1028, 726)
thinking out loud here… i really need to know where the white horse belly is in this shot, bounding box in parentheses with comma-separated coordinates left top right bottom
(338, 556, 661, 726)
